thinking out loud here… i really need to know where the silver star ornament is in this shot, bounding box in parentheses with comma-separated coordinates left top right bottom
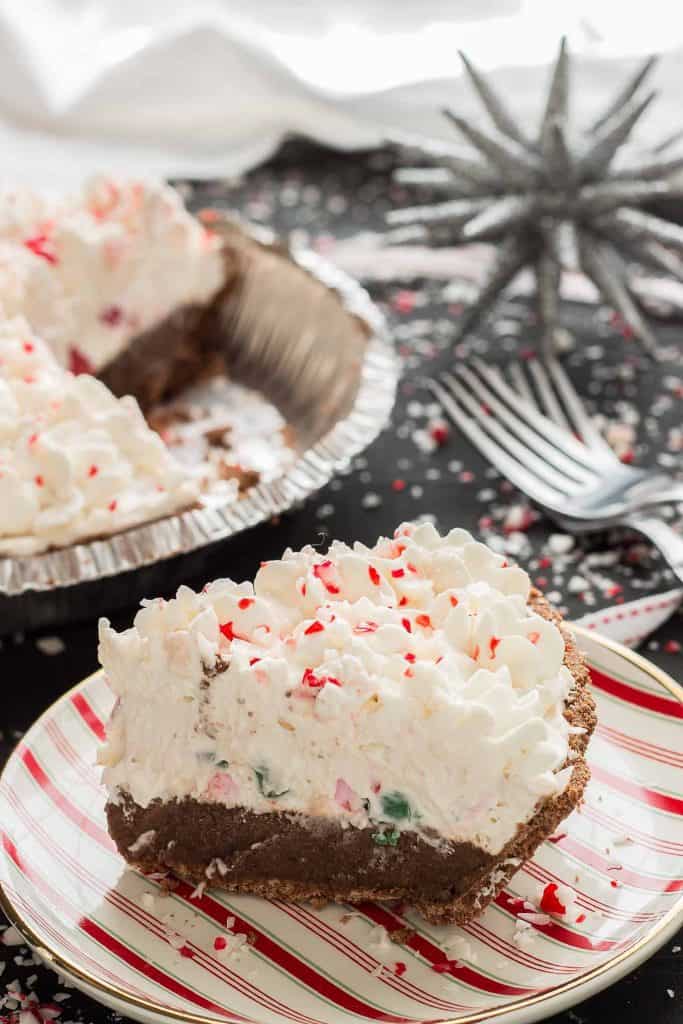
(388, 39, 683, 355)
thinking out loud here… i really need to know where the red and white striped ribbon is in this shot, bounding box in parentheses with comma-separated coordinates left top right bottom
(577, 589, 682, 649)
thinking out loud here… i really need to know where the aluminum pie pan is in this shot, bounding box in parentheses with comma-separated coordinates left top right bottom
(0, 220, 398, 630)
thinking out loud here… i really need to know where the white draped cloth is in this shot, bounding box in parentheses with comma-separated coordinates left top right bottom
(1, 0, 683, 186)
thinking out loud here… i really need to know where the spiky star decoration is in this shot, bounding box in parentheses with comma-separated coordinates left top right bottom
(387, 39, 683, 355)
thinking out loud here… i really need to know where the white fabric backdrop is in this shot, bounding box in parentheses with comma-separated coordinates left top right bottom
(2, 0, 683, 186)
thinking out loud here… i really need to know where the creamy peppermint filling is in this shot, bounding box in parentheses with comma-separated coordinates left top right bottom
(0, 177, 223, 372)
(0, 315, 198, 555)
(100, 522, 575, 855)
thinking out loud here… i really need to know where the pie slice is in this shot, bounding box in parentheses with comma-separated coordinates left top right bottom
(100, 522, 595, 924)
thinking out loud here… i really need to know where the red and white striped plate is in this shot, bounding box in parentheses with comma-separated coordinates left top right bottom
(1, 627, 682, 1024)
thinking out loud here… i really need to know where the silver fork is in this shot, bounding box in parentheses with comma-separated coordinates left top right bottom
(428, 357, 683, 584)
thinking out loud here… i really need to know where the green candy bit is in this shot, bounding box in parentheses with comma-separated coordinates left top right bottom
(372, 829, 400, 847)
(380, 790, 412, 821)
(215, 759, 230, 770)
(253, 765, 290, 799)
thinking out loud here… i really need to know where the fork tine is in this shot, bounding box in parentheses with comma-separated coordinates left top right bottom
(441, 370, 581, 495)
(508, 362, 537, 406)
(526, 359, 573, 431)
(457, 363, 596, 484)
(544, 357, 617, 456)
(472, 358, 605, 470)
(427, 377, 567, 508)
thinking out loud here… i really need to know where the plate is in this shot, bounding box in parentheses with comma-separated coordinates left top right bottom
(0, 220, 398, 633)
(1, 626, 681, 1024)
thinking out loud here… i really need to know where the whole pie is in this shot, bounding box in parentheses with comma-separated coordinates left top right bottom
(100, 521, 595, 924)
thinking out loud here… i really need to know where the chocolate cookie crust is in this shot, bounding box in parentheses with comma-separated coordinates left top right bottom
(106, 589, 596, 925)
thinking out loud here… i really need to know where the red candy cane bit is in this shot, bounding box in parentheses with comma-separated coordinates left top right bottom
(399, 596, 408, 607)
(100, 305, 124, 326)
(302, 668, 340, 690)
(34, 474, 44, 487)
(430, 421, 449, 445)
(28, 432, 39, 446)
(401, 617, 412, 633)
(449, 595, 459, 607)
(305, 620, 324, 635)
(393, 962, 407, 977)
(404, 652, 416, 663)
(214, 936, 227, 951)
(249, 657, 261, 666)
(23, 340, 34, 353)
(313, 560, 340, 594)
(415, 614, 431, 628)
(371, 781, 381, 794)
(575, 913, 586, 924)
(406, 563, 418, 574)
(368, 565, 381, 585)
(489, 635, 501, 658)
(540, 882, 567, 916)
(108, 499, 117, 511)
(354, 621, 378, 634)
(238, 598, 254, 610)
(68, 346, 94, 376)
(88, 464, 99, 477)
(198, 208, 221, 224)
(472, 644, 480, 660)
(528, 631, 541, 645)
(24, 233, 58, 264)
(220, 621, 236, 641)
(219, 621, 247, 642)
(302, 667, 323, 689)
(391, 568, 405, 578)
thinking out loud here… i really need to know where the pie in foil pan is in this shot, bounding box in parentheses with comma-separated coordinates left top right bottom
(0, 217, 398, 632)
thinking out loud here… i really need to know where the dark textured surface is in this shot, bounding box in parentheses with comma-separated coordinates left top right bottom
(1, 140, 681, 1023)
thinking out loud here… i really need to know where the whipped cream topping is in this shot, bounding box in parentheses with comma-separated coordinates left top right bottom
(0, 315, 198, 555)
(100, 522, 575, 855)
(0, 177, 223, 371)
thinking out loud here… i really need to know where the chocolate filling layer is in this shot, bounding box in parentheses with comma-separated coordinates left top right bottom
(107, 796, 494, 904)
(98, 247, 241, 413)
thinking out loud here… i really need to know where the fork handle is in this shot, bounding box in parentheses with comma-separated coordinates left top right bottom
(623, 513, 683, 586)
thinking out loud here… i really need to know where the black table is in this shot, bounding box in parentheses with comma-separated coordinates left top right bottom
(1, 143, 681, 1023)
